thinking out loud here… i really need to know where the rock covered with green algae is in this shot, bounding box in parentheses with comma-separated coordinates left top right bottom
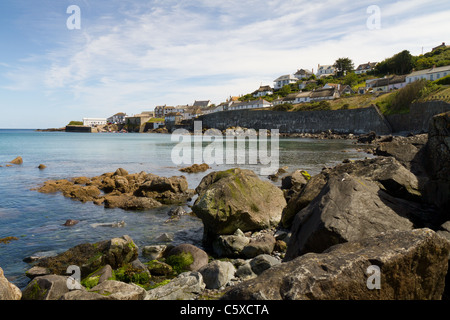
(192, 168, 287, 241)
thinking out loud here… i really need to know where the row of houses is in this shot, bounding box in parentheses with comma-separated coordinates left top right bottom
(362, 64, 450, 93)
(273, 62, 378, 90)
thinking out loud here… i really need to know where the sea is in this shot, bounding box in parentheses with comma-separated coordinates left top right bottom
(0, 129, 370, 289)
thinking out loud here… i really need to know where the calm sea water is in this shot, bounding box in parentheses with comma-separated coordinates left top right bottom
(0, 129, 369, 289)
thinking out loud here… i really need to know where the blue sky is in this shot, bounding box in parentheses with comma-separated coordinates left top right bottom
(1, 0, 450, 128)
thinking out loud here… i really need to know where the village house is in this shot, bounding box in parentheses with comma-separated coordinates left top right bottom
(310, 87, 340, 101)
(316, 64, 336, 78)
(164, 112, 183, 125)
(272, 97, 285, 106)
(432, 42, 449, 51)
(193, 100, 212, 108)
(83, 118, 107, 127)
(294, 68, 313, 80)
(406, 65, 450, 84)
(355, 62, 378, 74)
(293, 91, 312, 104)
(370, 75, 407, 92)
(299, 80, 318, 91)
(107, 112, 127, 124)
(323, 83, 355, 95)
(252, 85, 273, 97)
(274, 74, 298, 89)
(229, 99, 272, 111)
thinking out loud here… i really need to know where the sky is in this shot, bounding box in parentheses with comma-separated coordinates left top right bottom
(0, 0, 450, 129)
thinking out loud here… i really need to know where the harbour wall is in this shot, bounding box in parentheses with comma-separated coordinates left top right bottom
(194, 102, 450, 135)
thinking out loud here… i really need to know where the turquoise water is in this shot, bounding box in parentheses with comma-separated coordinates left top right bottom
(0, 129, 369, 289)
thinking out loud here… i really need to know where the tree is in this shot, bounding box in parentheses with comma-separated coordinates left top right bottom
(277, 85, 291, 97)
(374, 50, 414, 75)
(343, 72, 359, 87)
(334, 57, 354, 77)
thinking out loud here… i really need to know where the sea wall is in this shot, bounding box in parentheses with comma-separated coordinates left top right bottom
(65, 125, 92, 133)
(385, 101, 450, 133)
(197, 105, 392, 135)
(195, 101, 450, 135)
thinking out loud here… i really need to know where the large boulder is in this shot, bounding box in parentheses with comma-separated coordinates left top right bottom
(285, 174, 417, 259)
(222, 229, 450, 300)
(375, 134, 428, 176)
(281, 157, 423, 228)
(0, 267, 22, 300)
(424, 111, 450, 216)
(32, 235, 138, 278)
(192, 168, 286, 240)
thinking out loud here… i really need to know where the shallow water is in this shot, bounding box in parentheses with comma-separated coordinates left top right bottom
(0, 129, 370, 289)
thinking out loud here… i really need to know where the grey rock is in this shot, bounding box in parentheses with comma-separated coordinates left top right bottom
(145, 271, 205, 300)
(285, 174, 415, 260)
(22, 275, 70, 300)
(212, 230, 250, 257)
(249, 254, 281, 275)
(241, 234, 276, 258)
(235, 262, 257, 280)
(198, 260, 236, 289)
(142, 245, 167, 260)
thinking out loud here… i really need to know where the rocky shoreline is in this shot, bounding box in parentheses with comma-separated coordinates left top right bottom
(1, 111, 450, 301)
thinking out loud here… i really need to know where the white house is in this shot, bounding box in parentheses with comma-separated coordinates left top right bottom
(252, 85, 273, 97)
(406, 65, 450, 84)
(293, 91, 312, 104)
(294, 69, 313, 80)
(107, 112, 127, 124)
(229, 99, 272, 111)
(272, 97, 285, 106)
(310, 88, 340, 101)
(83, 118, 107, 127)
(316, 64, 336, 77)
(371, 75, 407, 92)
(274, 74, 298, 89)
(355, 62, 378, 74)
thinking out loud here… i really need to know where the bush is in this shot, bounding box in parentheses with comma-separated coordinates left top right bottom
(433, 74, 450, 85)
(296, 101, 332, 111)
(377, 79, 438, 115)
(68, 121, 83, 126)
(272, 103, 293, 111)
